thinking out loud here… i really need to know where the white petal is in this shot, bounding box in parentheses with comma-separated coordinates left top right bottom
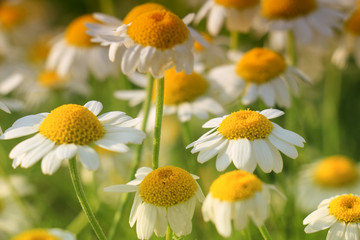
(242, 84, 258, 105)
(84, 101, 103, 116)
(259, 83, 275, 107)
(104, 184, 138, 192)
(268, 134, 299, 159)
(135, 167, 153, 179)
(268, 142, 283, 173)
(233, 202, 248, 230)
(260, 109, 284, 119)
(326, 221, 346, 240)
(303, 207, 330, 225)
(0, 101, 10, 113)
(20, 140, 55, 168)
(9, 134, 47, 159)
(154, 207, 168, 237)
(345, 223, 359, 240)
(76, 146, 99, 170)
(56, 144, 77, 160)
(304, 215, 337, 233)
(130, 192, 142, 227)
(213, 201, 232, 238)
(168, 205, 191, 237)
(252, 139, 274, 173)
(136, 203, 156, 240)
(207, 5, 226, 36)
(202, 117, 224, 128)
(0, 73, 23, 95)
(178, 103, 192, 122)
(232, 138, 251, 169)
(41, 151, 64, 175)
(216, 148, 232, 171)
(271, 123, 305, 147)
(197, 139, 226, 164)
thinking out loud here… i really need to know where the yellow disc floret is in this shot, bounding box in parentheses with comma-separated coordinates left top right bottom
(123, 3, 166, 24)
(314, 155, 358, 188)
(152, 67, 208, 105)
(345, 9, 360, 35)
(0, 3, 26, 30)
(127, 10, 189, 50)
(262, 0, 317, 19)
(236, 48, 286, 84)
(194, 32, 212, 52)
(329, 194, 360, 223)
(214, 0, 259, 10)
(38, 70, 66, 88)
(65, 14, 100, 47)
(139, 166, 197, 207)
(210, 170, 263, 202)
(218, 110, 273, 140)
(39, 104, 104, 145)
(11, 229, 61, 240)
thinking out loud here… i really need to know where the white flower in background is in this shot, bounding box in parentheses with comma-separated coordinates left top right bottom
(257, 0, 345, 44)
(11, 228, 76, 240)
(297, 155, 360, 212)
(92, 9, 206, 78)
(304, 194, 360, 239)
(208, 48, 310, 107)
(202, 170, 279, 237)
(115, 67, 224, 126)
(332, 7, 360, 68)
(0, 100, 145, 175)
(105, 166, 204, 240)
(187, 109, 305, 173)
(46, 14, 119, 81)
(194, 0, 260, 35)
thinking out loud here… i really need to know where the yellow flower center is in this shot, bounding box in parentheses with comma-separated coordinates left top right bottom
(11, 229, 61, 240)
(123, 3, 166, 24)
(152, 67, 208, 105)
(38, 70, 67, 88)
(262, 0, 317, 19)
(0, 3, 26, 30)
(314, 156, 358, 188)
(194, 32, 212, 52)
(127, 10, 189, 50)
(218, 110, 273, 140)
(236, 48, 286, 84)
(214, 0, 259, 10)
(345, 9, 360, 35)
(329, 194, 360, 223)
(39, 104, 104, 145)
(139, 166, 197, 207)
(210, 170, 263, 202)
(65, 14, 100, 47)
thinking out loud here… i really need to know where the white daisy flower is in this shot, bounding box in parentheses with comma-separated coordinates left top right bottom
(0, 100, 146, 175)
(105, 166, 205, 240)
(297, 155, 360, 212)
(332, 8, 360, 68)
(208, 48, 310, 107)
(194, 0, 260, 35)
(202, 170, 279, 237)
(93, 9, 205, 78)
(11, 228, 76, 240)
(0, 71, 23, 113)
(304, 194, 360, 239)
(46, 14, 119, 81)
(187, 108, 305, 173)
(115, 67, 224, 125)
(257, 0, 345, 44)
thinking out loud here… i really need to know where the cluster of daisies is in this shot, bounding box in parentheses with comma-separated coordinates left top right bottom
(0, 0, 359, 239)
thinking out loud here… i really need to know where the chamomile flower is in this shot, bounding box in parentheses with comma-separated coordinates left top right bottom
(332, 7, 360, 68)
(94, 9, 204, 78)
(257, 0, 345, 44)
(115, 67, 224, 124)
(297, 155, 360, 212)
(202, 170, 277, 237)
(208, 48, 310, 107)
(304, 194, 360, 239)
(46, 14, 119, 80)
(105, 166, 204, 240)
(0, 100, 146, 175)
(187, 109, 305, 173)
(194, 0, 260, 35)
(11, 228, 75, 240)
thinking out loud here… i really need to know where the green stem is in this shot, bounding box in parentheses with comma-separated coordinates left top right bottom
(258, 225, 272, 240)
(68, 158, 107, 240)
(107, 74, 154, 240)
(230, 31, 238, 50)
(152, 78, 164, 169)
(166, 225, 172, 240)
(286, 31, 297, 66)
(182, 121, 197, 173)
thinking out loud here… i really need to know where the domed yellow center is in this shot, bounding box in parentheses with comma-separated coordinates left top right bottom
(218, 110, 273, 140)
(262, 0, 317, 19)
(0, 3, 26, 29)
(39, 104, 104, 145)
(38, 70, 66, 88)
(194, 32, 212, 52)
(210, 170, 263, 202)
(152, 67, 208, 105)
(139, 166, 197, 207)
(236, 48, 286, 84)
(329, 194, 360, 223)
(214, 0, 259, 9)
(123, 3, 166, 24)
(127, 10, 189, 50)
(65, 14, 100, 47)
(11, 229, 60, 240)
(314, 156, 358, 188)
(345, 9, 360, 35)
